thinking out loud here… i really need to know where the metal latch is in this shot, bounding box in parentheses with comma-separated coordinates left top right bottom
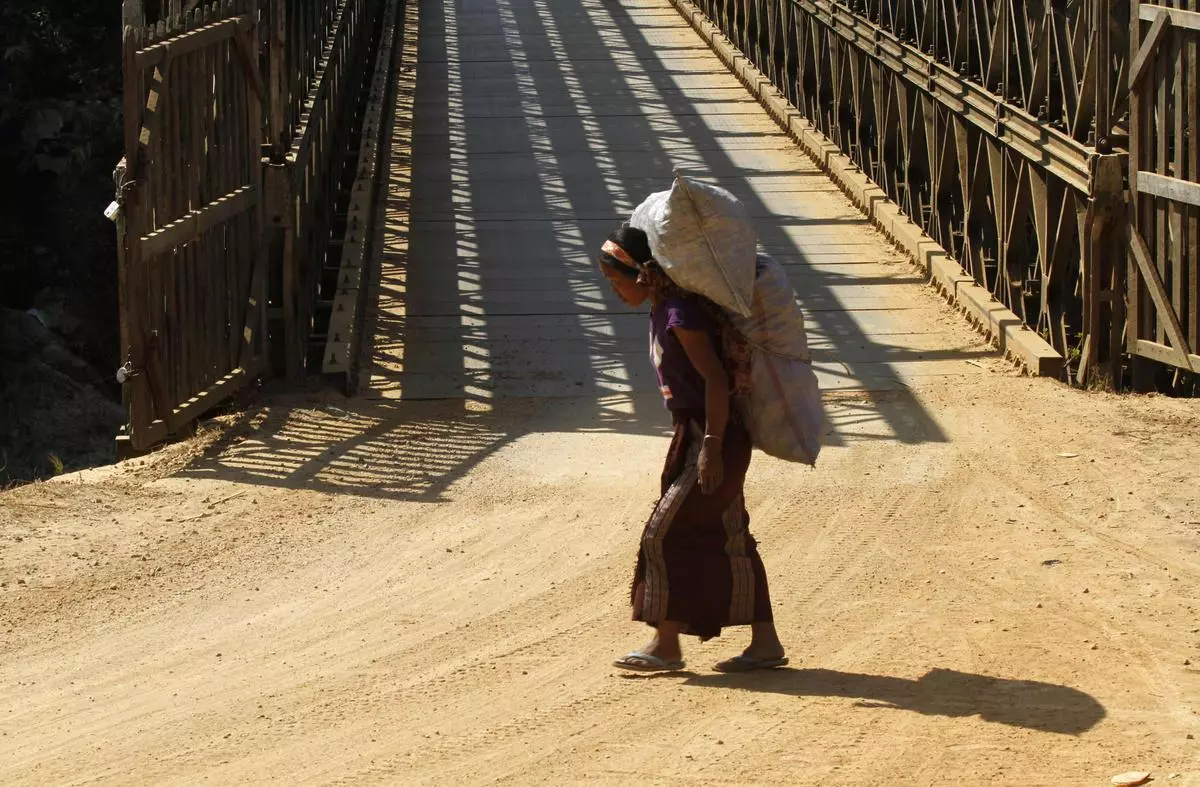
(116, 361, 141, 385)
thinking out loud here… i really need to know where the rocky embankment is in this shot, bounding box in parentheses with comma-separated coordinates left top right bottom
(1, 307, 122, 484)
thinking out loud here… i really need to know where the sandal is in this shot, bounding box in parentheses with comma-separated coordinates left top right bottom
(713, 654, 789, 673)
(613, 651, 686, 672)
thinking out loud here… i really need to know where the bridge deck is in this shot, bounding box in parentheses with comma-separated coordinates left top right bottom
(364, 0, 997, 437)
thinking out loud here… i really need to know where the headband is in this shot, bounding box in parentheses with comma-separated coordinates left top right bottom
(599, 239, 643, 279)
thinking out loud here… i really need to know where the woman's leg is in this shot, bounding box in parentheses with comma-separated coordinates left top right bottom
(746, 621, 786, 660)
(637, 620, 684, 661)
(717, 430, 787, 668)
(741, 541, 784, 660)
(714, 555, 786, 668)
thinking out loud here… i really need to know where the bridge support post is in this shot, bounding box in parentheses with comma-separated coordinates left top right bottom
(1078, 153, 1129, 390)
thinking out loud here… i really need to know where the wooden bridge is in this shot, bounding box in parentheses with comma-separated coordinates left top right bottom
(112, 0, 1200, 449)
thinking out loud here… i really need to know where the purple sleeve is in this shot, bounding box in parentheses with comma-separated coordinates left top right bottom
(664, 297, 710, 333)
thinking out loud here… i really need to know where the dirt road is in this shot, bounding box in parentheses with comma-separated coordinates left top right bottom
(4, 0, 1200, 777)
(2, 364, 1198, 784)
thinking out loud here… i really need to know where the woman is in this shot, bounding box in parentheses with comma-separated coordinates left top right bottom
(598, 223, 787, 673)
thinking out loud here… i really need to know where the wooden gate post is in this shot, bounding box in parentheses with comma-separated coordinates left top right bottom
(265, 0, 288, 157)
(1078, 153, 1129, 388)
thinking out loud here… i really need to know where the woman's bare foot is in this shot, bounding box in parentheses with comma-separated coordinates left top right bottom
(743, 621, 785, 659)
(613, 621, 687, 671)
(637, 621, 684, 661)
(714, 621, 786, 670)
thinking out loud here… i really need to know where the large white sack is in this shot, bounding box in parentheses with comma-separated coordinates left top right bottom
(732, 255, 823, 465)
(629, 175, 757, 317)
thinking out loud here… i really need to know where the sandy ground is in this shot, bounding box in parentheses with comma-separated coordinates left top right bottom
(1, 363, 1198, 785)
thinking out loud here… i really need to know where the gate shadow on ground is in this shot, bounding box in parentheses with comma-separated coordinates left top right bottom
(682, 667, 1106, 735)
(179, 393, 670, 503)
(178, 384, 951, 501)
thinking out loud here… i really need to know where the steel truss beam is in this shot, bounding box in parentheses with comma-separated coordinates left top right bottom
(693, 0, 1131, 382)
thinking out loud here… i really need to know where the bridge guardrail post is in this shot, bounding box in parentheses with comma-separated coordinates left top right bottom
(263, 159, 299, 380)
(674, 0, 1156, 388)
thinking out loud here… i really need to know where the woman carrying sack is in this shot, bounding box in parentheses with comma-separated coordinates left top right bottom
(597, 223, 787, 674)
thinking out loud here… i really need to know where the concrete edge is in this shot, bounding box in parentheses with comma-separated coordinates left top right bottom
(667, 0, 1064, 378)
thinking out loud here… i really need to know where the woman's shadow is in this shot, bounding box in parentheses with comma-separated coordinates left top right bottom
(682, 667, 1105, 735)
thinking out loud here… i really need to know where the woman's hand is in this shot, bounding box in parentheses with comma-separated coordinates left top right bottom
(699, 436, 725, 494)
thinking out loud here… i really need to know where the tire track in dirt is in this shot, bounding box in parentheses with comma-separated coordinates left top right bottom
(980, 462, 1200, 730)
(754, 485, 922, 649)
(992, 463, 1200, 585)
(323, 682, 639, 784)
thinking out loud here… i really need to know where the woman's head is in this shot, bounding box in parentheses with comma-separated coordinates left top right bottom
(599, 223, 690, 307)
(598, 223, 654, 307)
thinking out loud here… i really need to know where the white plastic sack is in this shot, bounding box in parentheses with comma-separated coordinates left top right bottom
(732, 255, 823, 465)
(629, 175, 757, 317)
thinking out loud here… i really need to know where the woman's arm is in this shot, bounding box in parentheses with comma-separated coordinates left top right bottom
(674, 327, 728, 494)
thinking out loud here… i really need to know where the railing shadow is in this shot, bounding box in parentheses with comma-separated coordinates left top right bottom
(551, 0, 954, 445)
(368, 0, 658, 409)
(179, 392, 669, 503)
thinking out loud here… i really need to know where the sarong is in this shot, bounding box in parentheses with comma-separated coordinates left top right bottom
(630, 409, 774, 640)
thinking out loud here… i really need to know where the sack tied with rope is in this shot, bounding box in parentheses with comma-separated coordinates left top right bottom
(630, 175, 823, 465)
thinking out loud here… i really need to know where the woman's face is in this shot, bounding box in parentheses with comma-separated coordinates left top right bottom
(600, 263, 649, 308)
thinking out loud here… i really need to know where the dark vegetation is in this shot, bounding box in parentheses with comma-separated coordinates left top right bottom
(1, 2, 126, 484)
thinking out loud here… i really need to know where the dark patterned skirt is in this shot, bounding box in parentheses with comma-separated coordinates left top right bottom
(630, 409, 774, 640)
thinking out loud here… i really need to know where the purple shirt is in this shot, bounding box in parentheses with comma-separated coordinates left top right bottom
(649, 296, 714, 412)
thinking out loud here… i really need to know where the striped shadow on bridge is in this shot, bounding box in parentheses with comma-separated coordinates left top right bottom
(359, 0, 1001, 448)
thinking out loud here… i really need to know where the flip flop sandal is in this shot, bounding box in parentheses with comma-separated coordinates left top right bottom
(713, 655, 789, 673)
(613, 651, 686, 672)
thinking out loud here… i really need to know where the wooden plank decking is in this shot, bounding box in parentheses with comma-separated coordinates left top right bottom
(363, 0, 998, 444)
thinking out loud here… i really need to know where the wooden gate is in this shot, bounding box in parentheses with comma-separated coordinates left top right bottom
(115, 0, 267, 450)
(1128, 1, 1200, 376)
